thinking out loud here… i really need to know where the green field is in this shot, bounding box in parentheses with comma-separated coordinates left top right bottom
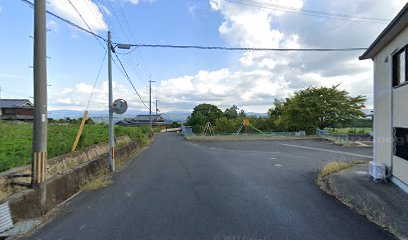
(327, 127, 372, 134)
(0, 122, 150, 172)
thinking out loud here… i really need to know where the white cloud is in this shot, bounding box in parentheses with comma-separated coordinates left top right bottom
(48, 0, 108, 34)
(51, 0, 407, 113)
(126, 0, 156, 5)
(47, 20, 58, 32)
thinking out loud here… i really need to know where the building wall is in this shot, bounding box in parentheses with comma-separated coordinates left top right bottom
(374, 26, 408, 185)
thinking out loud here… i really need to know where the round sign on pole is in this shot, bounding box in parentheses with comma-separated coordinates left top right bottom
(112, 99, 128, 114)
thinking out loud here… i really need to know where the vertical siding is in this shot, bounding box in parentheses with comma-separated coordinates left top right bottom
(373, 54, 392, 167)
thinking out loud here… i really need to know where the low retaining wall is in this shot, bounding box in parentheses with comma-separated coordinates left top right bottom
(0, 136, 131, 193)
(348, 134, 373, 141)
(1, 137, 149, 222)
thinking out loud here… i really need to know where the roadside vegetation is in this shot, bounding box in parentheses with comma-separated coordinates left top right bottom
(0, 121, 150, 172)
(317, 160, 365, 185)
(327, 127, 372, 134)
(186, 86, 370, 135)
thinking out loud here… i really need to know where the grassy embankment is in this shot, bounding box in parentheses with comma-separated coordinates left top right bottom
(0, 121, 150, 172)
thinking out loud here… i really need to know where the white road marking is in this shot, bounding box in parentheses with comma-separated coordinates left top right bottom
(185, 141, 281, 154)
(270, 157, 277, 160)
(126, 192, 133, 197)
(280, 143, 373, 158)
(274, 164, 283, 167)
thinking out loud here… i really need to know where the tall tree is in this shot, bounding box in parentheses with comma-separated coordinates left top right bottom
(281, 86, 366, 132)
(186, 103, 223, 132)
(224, 104, 239, 119)
(268, 99, 285, 119)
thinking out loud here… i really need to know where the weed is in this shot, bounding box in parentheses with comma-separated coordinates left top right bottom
(317, 161, 354, 183)
(79, 172, 112, 191)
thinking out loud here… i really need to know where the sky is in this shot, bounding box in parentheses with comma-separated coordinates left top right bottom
(0, 0, 407, 114)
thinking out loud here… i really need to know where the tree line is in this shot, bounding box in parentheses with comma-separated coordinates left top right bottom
(185, 86, 368, 134)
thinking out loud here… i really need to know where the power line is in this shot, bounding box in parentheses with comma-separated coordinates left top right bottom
(86, 50, 107, 111)
(120, 44, 368, 52)
(19, 0, 369, 53)
(115, 1, 153, 79)
(113, 51, 149, 110)
(66, 0, 106, 50)
(226, 0, 390, 24)
(19, 0, 107, 42)
(110, 1, 153, 81)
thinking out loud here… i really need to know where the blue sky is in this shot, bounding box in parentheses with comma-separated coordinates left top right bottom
(0, 0, 407, 113)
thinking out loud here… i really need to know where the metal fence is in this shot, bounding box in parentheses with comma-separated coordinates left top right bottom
(316, 129, 349, 142)
(192, 131, 306, 138)
(181, 126, 193, 138)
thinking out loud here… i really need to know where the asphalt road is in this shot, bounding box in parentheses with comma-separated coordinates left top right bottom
(27, 134, 393, 240)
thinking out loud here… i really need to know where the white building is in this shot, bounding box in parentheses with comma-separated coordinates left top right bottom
(360, 3, 408, 189)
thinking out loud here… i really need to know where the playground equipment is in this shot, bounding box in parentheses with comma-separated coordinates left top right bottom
(236, 118, 264, 135)
(203, 122, 215, 136)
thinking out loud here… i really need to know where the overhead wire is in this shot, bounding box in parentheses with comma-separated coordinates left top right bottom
(85, 50, 107, 111)
(19, 0, 107, 42)
(226, 0, 390, 24)
(113, 51, 149, 110)
(19, 0, 370, 53)
(119, 44, 368, 52)
(66, 0, 106, 50)
(113, 1, 152, 81)
(115, 0, 153, 79)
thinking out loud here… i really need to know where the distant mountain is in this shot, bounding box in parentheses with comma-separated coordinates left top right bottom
(48, 110, 269, 123)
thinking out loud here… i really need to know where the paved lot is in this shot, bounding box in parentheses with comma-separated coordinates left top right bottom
(27, 134, 393, 240)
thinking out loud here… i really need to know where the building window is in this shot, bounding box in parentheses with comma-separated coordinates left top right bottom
(393, 49, 407, 87)
(393, 127, 408, 161)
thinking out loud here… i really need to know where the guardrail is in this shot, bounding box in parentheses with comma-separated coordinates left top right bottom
(316, 129, 349, 143)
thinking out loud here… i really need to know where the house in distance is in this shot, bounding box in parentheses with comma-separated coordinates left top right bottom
(0, 99, 34, 121)
(116, 114, 167, 128)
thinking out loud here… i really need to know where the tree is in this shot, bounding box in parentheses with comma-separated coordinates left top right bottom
(268, 99, 285, 119)
(169, 121, 181, 128)
(280, 86, 366, 133)
(224, 104, 239, 119)
(186, 103, 223, 133)
(214, 117, 240, 133)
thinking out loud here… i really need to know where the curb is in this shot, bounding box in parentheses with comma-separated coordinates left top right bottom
(318, 171, 406, 240)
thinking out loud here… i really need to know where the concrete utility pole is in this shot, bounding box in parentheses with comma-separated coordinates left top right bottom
(32, 0, 48, 189)
(155, 99, 158, 120)
(108, 31, 115, 172)
(149, 80, 155, 128)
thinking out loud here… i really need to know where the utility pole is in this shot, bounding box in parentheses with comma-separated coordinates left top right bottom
(32, 0, 48, 210)
(155, 99, 159, 120)
(108, 31, 115, 172)
(149, 80, 155, 129)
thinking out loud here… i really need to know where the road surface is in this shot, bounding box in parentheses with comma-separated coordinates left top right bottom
(27, 134, 393, 240)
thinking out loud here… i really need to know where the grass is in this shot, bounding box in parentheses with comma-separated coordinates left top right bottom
(79, 171, 113, 191)
(328, 128, 373, 134)
(317, 161, 354, 183)
(0, 121, 151, 172)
